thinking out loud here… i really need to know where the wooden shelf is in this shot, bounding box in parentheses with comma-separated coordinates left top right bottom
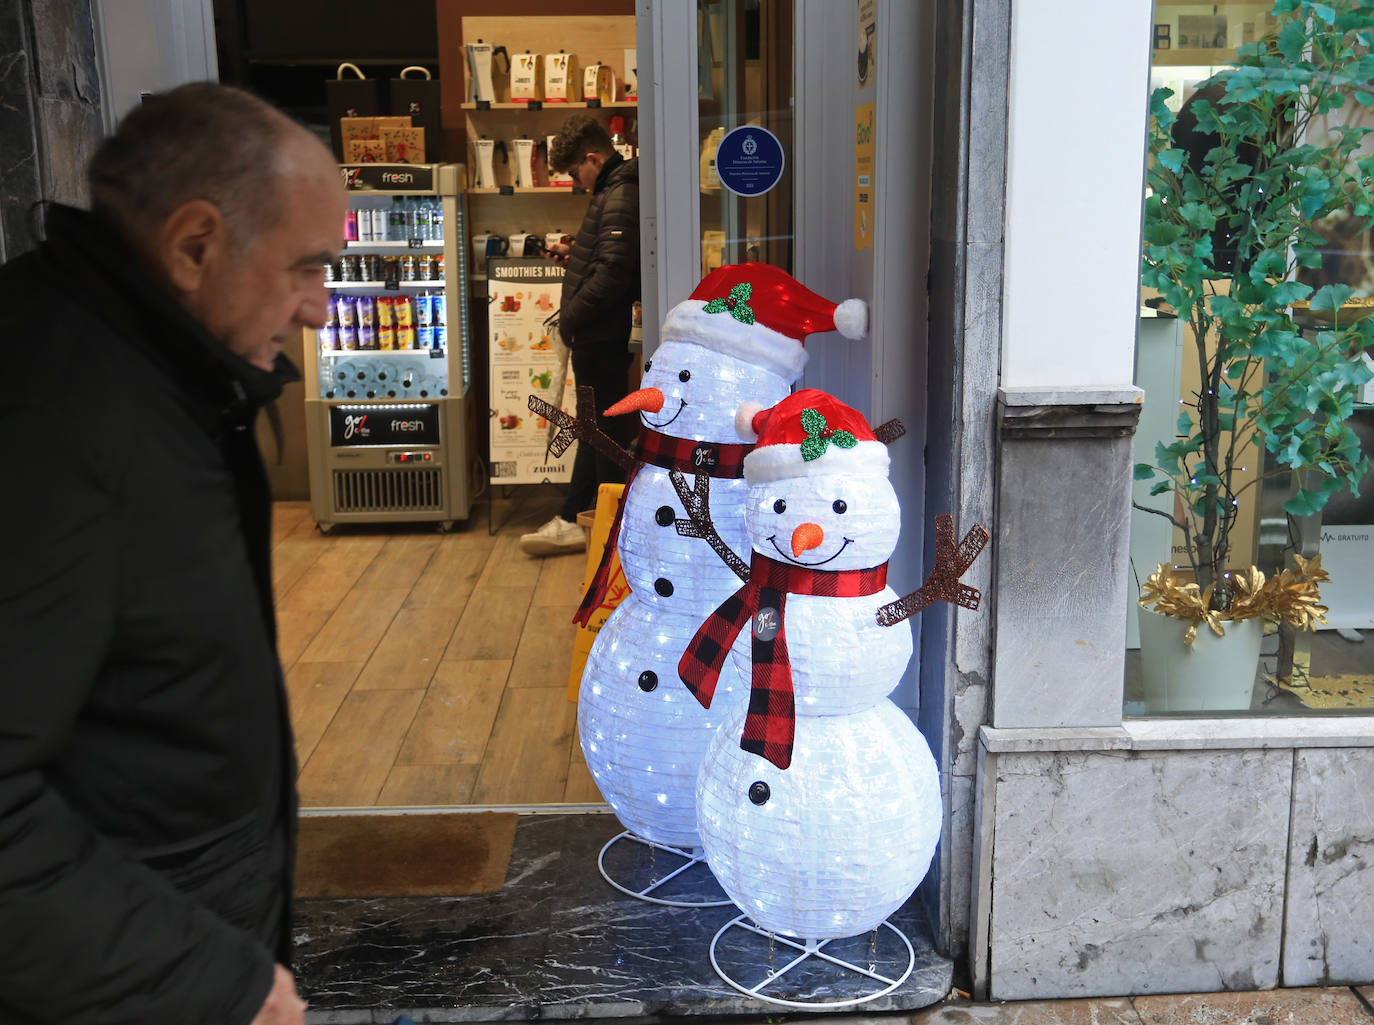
(461, 100, 636, 109)
(467, 186, 585, 195)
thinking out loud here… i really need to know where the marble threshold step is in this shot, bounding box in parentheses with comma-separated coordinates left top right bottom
(294, 807, 952, 1023)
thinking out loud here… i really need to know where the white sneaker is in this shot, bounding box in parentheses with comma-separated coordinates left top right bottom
(519, 515, 586, 556)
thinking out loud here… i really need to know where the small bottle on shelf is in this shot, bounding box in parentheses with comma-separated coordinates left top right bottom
(389, 197, 407, 241)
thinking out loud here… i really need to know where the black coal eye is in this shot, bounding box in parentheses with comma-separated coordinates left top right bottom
(748, 781, 771, 805)
(643, 359, 652, 372)
(832, 499, 847, 514)
(679, 369, 691, 382)
(773, 498, 786, 514)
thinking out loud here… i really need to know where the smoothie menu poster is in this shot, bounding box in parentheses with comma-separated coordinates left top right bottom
(487, 258, 576, 485)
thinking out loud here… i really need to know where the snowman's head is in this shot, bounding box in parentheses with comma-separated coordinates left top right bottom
(745, 471, 900, 569)
(739, 389, 900, 568)
(610, 338, 791, 443)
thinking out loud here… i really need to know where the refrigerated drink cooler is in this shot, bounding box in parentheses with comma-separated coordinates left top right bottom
(303, 163, 478, 533)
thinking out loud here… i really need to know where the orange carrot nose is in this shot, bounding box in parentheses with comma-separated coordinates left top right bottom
(791, 522, 824, 557)
(605, 387, 664, 417)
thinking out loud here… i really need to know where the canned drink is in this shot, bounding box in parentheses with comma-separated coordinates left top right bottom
(371, 207, 388, 241)
(400, 254, 417, 281)
(358, 255, 373, 282)
(344, 210, 358, 241)
(324, 260, 337, 282)
(339, 255, 359, 281)
(358, 208, 373, 242)
(376, 296, 396, 350)
(394, 296, 416, 349)
(356, 296, 378, 350)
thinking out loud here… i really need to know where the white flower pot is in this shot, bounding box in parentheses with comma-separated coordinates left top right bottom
(1137, 608, 1265, 713)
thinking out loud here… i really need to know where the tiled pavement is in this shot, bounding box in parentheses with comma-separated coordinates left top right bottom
(830, 986, 1374, 1025)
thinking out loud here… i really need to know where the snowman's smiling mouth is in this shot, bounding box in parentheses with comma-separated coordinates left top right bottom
(768, 536, 853, 567)
(642, 398, 687, 429)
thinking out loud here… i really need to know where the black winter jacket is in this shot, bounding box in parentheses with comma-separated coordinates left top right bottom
(559, 153, 640, 348)
(0, 205, 297, 1025)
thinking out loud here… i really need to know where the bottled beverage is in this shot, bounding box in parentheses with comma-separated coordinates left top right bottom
(389, 197, 407, 241)
(429, 197, 444, 241)
(415, 197, 432, 240)
(405, 196, 421, 239)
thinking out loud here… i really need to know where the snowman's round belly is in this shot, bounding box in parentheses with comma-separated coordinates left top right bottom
(696, 700, 942, 939)
(617, 469, 752, 609)
(727, 590, 912, 714)
(579, 593, 747, 848)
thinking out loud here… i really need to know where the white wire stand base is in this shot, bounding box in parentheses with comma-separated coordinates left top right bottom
(596, 830, 735, 908)
(708, 914, 915, 1010)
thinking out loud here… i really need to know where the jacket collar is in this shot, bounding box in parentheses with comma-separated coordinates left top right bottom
(592, 151, 626, 193)
(36, 203, 299, 425)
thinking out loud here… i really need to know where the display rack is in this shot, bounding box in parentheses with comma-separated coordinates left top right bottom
(302, 162, 480, 533)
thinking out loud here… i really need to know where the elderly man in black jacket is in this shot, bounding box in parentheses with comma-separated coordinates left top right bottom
(0, 83, 345, 1025)
(520, 115, 640, 556)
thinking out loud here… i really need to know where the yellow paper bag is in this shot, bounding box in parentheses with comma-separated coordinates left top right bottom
(568, 483, 630, 699)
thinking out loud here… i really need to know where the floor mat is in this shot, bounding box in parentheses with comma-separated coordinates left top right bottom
(294, 811, 518, 898)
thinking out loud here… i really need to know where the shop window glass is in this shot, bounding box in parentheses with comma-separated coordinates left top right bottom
(697, 0, 795, 275)
(1127, 1, 1374, 718)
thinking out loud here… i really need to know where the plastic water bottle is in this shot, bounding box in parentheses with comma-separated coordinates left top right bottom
(415, 198, 432, 240)
(428, 197, 444, 241)
(389, 197, 406, 241)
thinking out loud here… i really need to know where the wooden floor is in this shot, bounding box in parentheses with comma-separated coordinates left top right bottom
(272, 496, 605, 809)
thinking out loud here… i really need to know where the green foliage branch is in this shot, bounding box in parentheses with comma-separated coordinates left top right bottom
(1138, 0, 1374, 611)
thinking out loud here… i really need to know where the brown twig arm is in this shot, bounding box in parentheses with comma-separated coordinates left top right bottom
(527, 384, 637, 472)
(668, 470, 751, 582)
(876, 513, 990, 627)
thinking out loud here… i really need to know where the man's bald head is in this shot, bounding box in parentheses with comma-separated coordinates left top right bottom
(88, 82, 333, 252)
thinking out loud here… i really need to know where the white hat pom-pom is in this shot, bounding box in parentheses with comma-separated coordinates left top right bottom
(833, 298, 868, 339)
(735, 402, 765, 441)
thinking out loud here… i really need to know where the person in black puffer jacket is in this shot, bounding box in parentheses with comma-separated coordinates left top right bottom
(520, 115, 641, 556)
(0, 83, 345, 1025)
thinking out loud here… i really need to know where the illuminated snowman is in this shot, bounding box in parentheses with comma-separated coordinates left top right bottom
(682, 389, 956, 940)
(576, 267, 868, 855)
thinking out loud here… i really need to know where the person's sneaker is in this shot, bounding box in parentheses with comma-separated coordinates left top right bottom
(519, 515, 586, 556)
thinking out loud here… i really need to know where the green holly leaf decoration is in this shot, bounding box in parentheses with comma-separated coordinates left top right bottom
(702, 281, 756, 324)
(798, 408, 859, 461)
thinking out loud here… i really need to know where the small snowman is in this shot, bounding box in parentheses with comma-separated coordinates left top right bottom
(681, 389, 985, 940)
(569, 267, 868, 853)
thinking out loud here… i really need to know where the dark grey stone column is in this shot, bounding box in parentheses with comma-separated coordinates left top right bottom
(0, 0, 102, 262)
(919, 0, 1010, 976)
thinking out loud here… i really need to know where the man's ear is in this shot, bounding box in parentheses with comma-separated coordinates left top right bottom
(156, 199, 229, 294)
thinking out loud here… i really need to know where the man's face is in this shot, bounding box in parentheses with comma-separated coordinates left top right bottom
(571, 152, 603, 192)
(196, 143, 346, 371)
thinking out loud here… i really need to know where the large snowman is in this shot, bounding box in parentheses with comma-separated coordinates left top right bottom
(680, 389, 954, 940)
(576, 266, 867, 851)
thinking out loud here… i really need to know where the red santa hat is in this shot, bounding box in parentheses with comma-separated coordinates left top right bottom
(740, 389, 889, 484)
(660, 263, 867, 382)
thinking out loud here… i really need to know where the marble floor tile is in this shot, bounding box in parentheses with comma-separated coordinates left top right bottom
(295, 812, 951, 1023)
(1132, 987, 1373, 1025)
(904, 996, 1143, 1024)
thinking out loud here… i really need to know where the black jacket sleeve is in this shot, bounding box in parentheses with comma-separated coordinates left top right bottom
(560, 176, 641, 343)
(0, 379, 274, 1025)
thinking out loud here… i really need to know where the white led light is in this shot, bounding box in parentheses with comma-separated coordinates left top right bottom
(578, 341, 795, 850)
(696, 701, 941, 939)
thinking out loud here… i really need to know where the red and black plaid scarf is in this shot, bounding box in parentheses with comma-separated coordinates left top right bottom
(678, 551, 888, 769)
(573, 427, 753, 626)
